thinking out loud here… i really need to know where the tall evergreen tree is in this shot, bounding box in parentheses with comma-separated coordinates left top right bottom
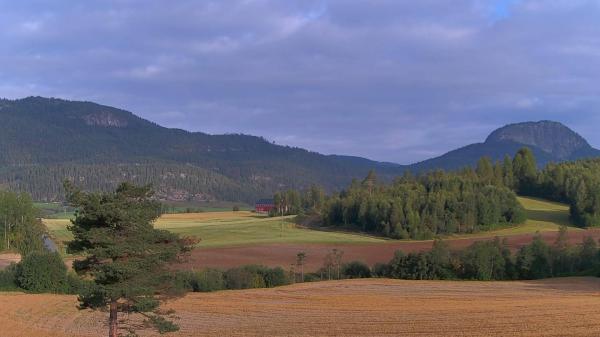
(66, 182, 197, 337)
(513, 147, 538, 195)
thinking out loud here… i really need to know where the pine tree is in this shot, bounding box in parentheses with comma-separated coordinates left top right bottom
(65, 182, 197, 337)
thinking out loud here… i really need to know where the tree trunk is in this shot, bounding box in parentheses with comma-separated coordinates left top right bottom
(109, 301, 118, 337)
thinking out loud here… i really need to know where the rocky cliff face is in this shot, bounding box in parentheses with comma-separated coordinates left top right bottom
(485, 121, 591, 160)
(83, 111, 129, 128)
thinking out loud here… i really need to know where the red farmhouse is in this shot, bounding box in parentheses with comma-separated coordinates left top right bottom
(255, 199, 275, 214)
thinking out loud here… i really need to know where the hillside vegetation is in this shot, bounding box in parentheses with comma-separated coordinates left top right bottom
(2, 99, 599, 204)
(0, 97, 403, 203)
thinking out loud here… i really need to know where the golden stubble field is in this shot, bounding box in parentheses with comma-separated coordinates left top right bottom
(2, 277, 600, 337)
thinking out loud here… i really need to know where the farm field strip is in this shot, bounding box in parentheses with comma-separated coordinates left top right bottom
(43, 212, 387, 249)
(43, 196, 574, 250)
(2, 278, 600, 337)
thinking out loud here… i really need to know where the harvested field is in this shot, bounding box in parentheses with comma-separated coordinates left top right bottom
(1, 277, 600, 336)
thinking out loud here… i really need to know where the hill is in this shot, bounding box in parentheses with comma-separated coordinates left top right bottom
(0, 97, 404, 202)
(409, 121, 600, 171)
(1, 97, 598, 202)
(1, 278, 600, 336)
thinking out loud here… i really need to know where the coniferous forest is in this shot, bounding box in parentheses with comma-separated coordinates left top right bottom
(274, 148, 600, 239)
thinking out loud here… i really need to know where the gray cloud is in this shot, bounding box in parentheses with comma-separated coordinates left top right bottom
(1, 0, 600, 164)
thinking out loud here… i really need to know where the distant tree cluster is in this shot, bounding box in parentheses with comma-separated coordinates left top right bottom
(535, 159, 600, 227)
(322, 169, 525, 239)
(0, 191, 45, 255)
(374, 228, 599, 281)
(271, 185, 326, 216)
(273, 147, 600, 236)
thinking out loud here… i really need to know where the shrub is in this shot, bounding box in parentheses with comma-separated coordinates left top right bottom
(372, 263, 390, 278)
(65, 272, 90, 295)
(342, 261, 371, 279)
(264, 267, 290, 287)
(225, 267, 262, 290)
(191, 269, 226, 292)
(17, 251, 68, 293)
(0, 263, 19, 291)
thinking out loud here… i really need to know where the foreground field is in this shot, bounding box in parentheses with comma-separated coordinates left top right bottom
(1, 277, 600, 337)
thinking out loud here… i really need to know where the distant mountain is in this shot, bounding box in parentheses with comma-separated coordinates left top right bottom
(0, 97, 597, 202)
(0, 97, 404, 202)
(409, 121, 600, 171)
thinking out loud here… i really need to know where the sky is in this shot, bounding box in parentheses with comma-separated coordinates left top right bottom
(1, 0, 600, 164)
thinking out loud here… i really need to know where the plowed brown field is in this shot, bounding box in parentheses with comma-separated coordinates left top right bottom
(1, 277, 600, 337)
(188, 228, 600, 271)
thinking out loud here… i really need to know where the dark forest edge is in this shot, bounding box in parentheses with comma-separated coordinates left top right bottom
(271, 148, 600, 239)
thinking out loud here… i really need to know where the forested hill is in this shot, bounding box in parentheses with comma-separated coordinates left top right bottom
(0, 97, 598, 203)
(0, 97, 405, 202)
(409, 121, 600, 172)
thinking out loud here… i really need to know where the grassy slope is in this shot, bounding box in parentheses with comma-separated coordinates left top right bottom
(43, 196, 575, 250)
(44, 211, 386, 249)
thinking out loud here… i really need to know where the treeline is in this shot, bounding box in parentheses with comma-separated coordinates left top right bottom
(0, 191, 45, 255)
(375, 228, 598, 280)
(535, 159, 600, 227)
(274, 148, 600, 237)
(0, 164, 259, 203)
(271, 185, 326, 216)
(322, 169, 525, 239)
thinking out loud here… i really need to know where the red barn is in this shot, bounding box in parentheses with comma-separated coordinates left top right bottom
(255, 199, 275, 214)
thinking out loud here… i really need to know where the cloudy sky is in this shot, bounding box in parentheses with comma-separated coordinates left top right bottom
(1, 0, 599, 164)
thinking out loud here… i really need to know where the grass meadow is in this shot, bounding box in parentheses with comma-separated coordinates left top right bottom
(43, 196, 575, 251)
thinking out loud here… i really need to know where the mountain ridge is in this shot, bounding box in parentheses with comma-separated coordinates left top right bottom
(0, 97, 598, 202)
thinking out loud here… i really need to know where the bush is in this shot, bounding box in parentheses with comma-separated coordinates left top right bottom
(65, 272, 90, 295)
(0, 263, 19, 291)
(17, 251, 68, 293)
(342, 261, 371, 279)
(225, 266, 264, 290)
(303, 273, 321, 282)
(264, 267, 290, 287)
(372, 263, 390, 278)
(224, 265, 290, 290)
(191, 269, 226, 292)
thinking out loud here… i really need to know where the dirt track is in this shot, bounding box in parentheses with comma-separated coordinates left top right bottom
(187, 228, 600, 271)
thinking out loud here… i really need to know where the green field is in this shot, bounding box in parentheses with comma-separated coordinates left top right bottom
(43, 197, 576, 249)
(43, 211, 387, 249)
